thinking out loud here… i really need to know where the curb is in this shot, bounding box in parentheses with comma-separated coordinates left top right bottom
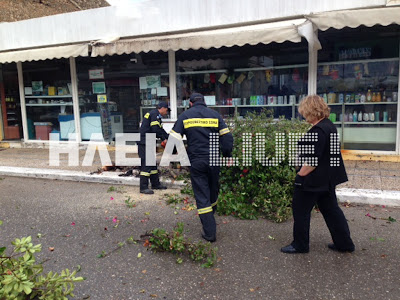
(0, 166, 184, 189)
(1, 166, 400, 207)
(336, 188, 400, 207)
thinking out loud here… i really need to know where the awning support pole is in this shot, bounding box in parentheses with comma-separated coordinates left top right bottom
(17, 62, 28, 141)
(168, 50, 177, 120)
(69, 57, 81, 142)
(298, 21, 321, 95)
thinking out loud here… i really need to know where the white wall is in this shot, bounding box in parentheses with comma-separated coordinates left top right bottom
(0, 0, 387, 52)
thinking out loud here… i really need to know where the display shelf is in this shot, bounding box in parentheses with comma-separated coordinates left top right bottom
(344, 122, 397, 125)
(209, 105, 236, 108)
(343, 102, 397, 106)
(26, 103, 73, 106)
(237, 104, 294, 107)
(25, 95, 72, 98)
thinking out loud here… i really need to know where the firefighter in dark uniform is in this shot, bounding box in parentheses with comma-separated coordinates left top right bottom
(138, 101, 169, 194)
(169, 93, 233, 242)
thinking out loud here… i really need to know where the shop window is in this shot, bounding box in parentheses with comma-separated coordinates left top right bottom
(1, 63, 21, 140)
(76, 53, 169, 141)
(175, 42, 309, 120)
(23, 59, 73, 141)
(318, 25, 399, 151)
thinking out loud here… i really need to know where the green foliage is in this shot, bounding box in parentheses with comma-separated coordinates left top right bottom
(107, 186, 125, 193)
(107, 186, 116, 192)
(124, 196, 136, 208)
(218, 110, 309, 223)
(180, 182, 194, 197)
(0, 236, 84, 299)
(165, 194, 187, 205)
(147, 223, 217, 268)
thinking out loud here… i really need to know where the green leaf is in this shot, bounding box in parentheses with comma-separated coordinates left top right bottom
(0, 246, 6, 255)
(0, 220, 3, 226)
(388, 216, 397, 222)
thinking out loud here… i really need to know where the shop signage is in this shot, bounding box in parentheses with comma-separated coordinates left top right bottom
(92, 82, 106, 94)
(89, 68, 104, 79)
(339, 47, 372, 60)
(97, 94, 107, 103)
(139, 75, 161, 89)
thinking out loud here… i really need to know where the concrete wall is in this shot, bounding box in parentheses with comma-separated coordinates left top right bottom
(0, 0, 387, 52)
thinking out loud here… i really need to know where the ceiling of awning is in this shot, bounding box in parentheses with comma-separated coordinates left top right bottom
(91, 19, 307, 57)
(0, 43, 89, 64)
(307, 6, 400, 31)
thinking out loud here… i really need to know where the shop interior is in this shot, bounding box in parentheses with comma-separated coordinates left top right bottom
(175, 41, 309, 119)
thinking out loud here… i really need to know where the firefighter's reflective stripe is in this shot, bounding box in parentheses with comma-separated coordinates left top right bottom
(219, 128, 230, 136)
(150, 170, 158, 175)
(211, 201, 218, 207)
(170, 130, 182, 140)
(140, 171, 150, 176)
(183, 118, 219, 129)
(198, 206, 213, 214)
(150, 121, 161, 127)
(144, 113, 150, 119)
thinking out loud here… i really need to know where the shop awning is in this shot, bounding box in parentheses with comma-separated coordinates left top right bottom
(307, 6, 400, 31)
(91, 19, 307, 57)
(0, 43, 89, 64)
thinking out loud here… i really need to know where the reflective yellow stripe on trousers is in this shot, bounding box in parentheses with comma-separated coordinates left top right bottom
(198, 206, 213, 214)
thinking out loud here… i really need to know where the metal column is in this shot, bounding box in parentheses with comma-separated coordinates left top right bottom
(168, 50, 177, 120)
(17, 62, 28, 141)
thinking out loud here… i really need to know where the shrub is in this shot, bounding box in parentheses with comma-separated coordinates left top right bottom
(218, 110, 309, 222)
(0, 236, 83, 299)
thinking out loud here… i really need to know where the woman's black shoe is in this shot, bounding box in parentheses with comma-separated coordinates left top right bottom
(328, 243, 354, 253)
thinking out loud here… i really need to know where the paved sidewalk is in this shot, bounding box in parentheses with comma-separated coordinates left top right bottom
(1, 147, 400, 207)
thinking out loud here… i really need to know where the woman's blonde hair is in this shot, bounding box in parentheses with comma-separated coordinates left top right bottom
(298, 95, 330, 121)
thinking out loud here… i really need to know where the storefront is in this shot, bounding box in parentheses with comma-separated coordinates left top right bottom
(0, 2, 400, 154)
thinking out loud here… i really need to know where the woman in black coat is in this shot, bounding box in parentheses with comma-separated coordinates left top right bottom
(281, 95, 355, 254)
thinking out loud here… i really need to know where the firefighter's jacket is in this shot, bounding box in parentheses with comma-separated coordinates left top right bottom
(170, 101, 233, 161)
(139, 109, 169, 144)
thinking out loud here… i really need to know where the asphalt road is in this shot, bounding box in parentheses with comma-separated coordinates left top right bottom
(0, 176, 399, 300)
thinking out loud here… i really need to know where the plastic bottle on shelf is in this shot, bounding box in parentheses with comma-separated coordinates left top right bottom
(358, 111, 363, 122)
(372, 92, 377, 102)
(323, 93, 328, 103)
(382, 91, 387, 102)
(375, 111, 380, 122)
(328, 92, 336, 103)
(383, 111, 388, 122)
(369, 112, 375, 122)
(392, 92, 398, 102)
(353, 111, 358, 122)
(339, 93, 344, 103)
(355, 93, 360, 103)
(360, 93, 366, 103)
(366, 90, 372, 102)
(348, 113, 353, 122)
(376, 92, 381, 102)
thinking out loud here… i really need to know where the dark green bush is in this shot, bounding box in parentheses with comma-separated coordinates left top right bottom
(218, 110, 309, 222)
